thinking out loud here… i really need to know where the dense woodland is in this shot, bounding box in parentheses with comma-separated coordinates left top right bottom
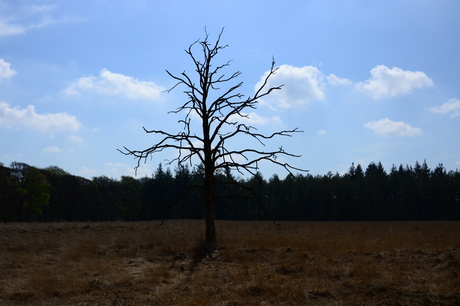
(0, 160, 459, 222)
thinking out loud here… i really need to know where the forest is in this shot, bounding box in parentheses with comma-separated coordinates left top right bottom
(0, 160, 459, 223)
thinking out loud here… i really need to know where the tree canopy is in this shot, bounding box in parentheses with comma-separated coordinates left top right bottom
(0, 160, 459, 223)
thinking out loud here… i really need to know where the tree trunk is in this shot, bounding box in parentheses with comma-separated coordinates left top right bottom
(202, 86, 216, 248)
(204, 166, 216, 249)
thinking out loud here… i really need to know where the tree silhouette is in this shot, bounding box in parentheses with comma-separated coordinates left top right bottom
(120, 29, 306, 249)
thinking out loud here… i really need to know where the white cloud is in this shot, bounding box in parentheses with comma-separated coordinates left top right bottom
(65, 69, 165, 100)
(231, 112, 282, 125)
(256, 65, 325, 108)
(105, 162, 152, 177)
(326, 74, 352, 86)
(0, 102, 81, 132)
(42, 146, 61, 153)
(30, 4, 57, 13)
(0, 4, 84, 36)
(318, 130, 327, 135)
(356, 65, 433, 99)
(430, 98, 460, 118)
(0, 19, 25, 36)
(105, 162, 126, 168)
(0, 59, 16, 79)
(364, 118, 422, 137)
(69, 135, 83, 143)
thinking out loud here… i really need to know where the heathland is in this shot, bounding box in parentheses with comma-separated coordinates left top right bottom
(0, 220, 459, 305)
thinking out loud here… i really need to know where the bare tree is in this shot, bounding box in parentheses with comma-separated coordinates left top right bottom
(120, 29, 306, 249)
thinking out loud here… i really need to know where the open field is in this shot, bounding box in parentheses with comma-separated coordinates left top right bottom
(0, 221, 459, 305)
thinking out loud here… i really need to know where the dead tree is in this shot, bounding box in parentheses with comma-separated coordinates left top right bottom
(120, 29, 306, 249)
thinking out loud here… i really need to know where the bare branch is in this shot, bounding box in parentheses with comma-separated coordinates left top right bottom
(119, 29, 306, 245)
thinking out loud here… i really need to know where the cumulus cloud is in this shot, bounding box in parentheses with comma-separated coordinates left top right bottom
(0, 102, 81, 132)
(65, 69, 165, 100)
(364, 118, 422, 137)
(254, 65, 352, 109)
(256, 65, 325, 108)
(430, 98, 460, 118)
(326, 74, 352, 86)
(42, 146, 61, 153)
(356, 65, 433, 99)
(318, 130, 327, 135)
(0, 59, 16, 79)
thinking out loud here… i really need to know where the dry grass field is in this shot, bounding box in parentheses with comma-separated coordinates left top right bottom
(0, 220, 459, 305)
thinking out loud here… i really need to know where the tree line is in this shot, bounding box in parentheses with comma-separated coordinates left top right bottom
(0, 160, 459, 222)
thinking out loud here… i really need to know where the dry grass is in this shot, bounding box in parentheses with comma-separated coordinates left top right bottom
(0, 220, 459, 305)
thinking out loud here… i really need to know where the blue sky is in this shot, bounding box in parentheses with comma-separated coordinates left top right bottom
(1, 0, 459, 179)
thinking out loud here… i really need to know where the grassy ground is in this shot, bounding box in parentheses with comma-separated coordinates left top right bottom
(0, 220, 459, 305)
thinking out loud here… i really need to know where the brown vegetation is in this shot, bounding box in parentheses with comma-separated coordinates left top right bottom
(0, 220, 459, 305)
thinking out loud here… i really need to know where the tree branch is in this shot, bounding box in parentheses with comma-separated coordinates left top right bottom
(120, 29, 307, 236)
